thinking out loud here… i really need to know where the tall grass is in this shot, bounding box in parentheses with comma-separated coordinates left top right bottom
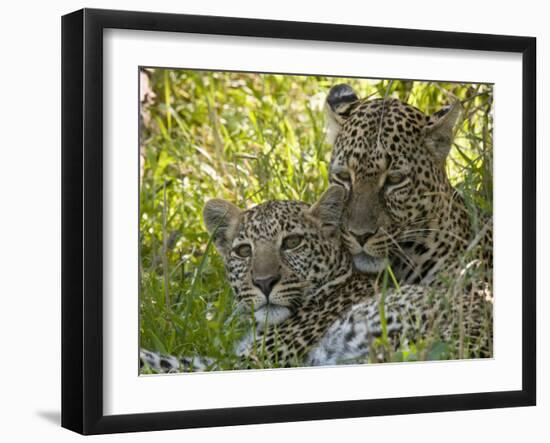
(139, 69, 493, 371)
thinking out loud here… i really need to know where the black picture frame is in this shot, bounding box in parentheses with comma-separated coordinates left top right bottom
(61, 8, 536, 435)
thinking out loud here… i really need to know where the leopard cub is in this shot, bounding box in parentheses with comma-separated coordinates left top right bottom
(141, 186, 492, 372)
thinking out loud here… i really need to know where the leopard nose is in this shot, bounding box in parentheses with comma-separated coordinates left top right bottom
(252, 275, 281, 297)
(350, 230, 375, 247)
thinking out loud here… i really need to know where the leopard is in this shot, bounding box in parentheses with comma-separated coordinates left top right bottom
(325, 84, 493, 286)
(140, 186, 492, 373)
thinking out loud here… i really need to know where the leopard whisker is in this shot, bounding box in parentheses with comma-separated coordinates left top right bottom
(379, 227, 416, 271)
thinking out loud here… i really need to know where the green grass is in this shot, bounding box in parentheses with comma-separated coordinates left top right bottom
(139, 69, 493, 371)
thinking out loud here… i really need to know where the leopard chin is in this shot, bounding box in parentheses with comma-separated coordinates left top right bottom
(253, 304, 292, 327)
(352, 252, 387, 274)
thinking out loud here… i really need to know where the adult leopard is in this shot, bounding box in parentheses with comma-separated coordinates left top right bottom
(140, 186, 492, 373)
(325, 84, 492, 285)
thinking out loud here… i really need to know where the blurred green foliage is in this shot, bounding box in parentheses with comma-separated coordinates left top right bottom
(139, 69, 493, 370)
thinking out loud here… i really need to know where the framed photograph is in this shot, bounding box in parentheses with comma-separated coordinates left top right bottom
(61, 8, 536, 435)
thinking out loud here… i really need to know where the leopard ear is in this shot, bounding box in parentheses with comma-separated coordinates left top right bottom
(424, 101, 463, 166)
(325, 84, 359, 144)
(203, 199, 242, 256)
(308, 185, 347, 238)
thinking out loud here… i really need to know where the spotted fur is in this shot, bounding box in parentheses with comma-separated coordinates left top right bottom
(325, 84, 492, 285)
(140, 187, 492, 373)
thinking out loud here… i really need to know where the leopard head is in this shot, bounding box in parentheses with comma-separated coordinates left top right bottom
(203, 185, 350, 325)
(325, 84, 463, 274)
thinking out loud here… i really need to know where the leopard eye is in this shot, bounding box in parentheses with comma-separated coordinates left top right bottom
(386, 172, 406, 186)
(233, 244, 252, 258)
(333, 170, 352, 184)
(281, 234, 303, 251)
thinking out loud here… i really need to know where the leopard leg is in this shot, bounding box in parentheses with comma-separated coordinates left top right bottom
(139, 349, 213, 373)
